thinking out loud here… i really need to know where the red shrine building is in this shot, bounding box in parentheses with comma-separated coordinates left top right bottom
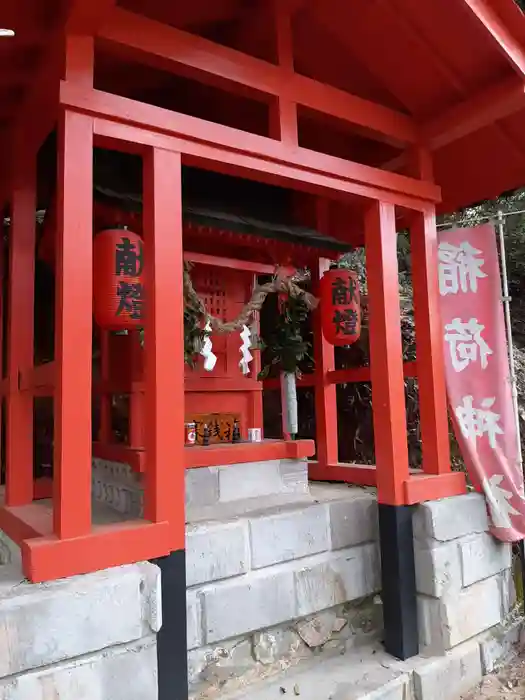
(1, 1, 525, 699)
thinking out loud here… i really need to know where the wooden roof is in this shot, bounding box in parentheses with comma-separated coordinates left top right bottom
(3, 0, 525, 213)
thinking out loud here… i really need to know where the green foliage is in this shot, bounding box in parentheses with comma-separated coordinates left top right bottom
(259, 294, 312, 378)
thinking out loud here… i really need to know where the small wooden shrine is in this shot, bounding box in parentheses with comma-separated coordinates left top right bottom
(2, 0, 525, 696)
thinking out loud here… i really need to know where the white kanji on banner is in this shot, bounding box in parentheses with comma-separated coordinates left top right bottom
(482, 474, 520, 529)
(438, 241, 487, 295)
(455, 395, 503, 449)
(444, 317, 493, 372)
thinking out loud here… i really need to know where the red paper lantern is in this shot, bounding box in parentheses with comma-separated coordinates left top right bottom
(93, 228, 144, 330)
(319, 268, 361, 346)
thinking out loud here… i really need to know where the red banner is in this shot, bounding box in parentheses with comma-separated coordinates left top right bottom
(438, 223, 523, 542)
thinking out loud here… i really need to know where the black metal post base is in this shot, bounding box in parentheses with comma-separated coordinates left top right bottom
(151, 549, 188, 700)
(378, 504, 419, 660)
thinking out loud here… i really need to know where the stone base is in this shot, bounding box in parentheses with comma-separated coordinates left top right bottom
(92, 457, 310, 516)
(413, 493, 515, 655)
(0, 562, 160, 700)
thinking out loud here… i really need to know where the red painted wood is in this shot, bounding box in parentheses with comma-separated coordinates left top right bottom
(99, 331, 112, 442)
(19, 362, 56, 392)
(185, 439, 315, 469)
(99, 7, 418, 146)
(64, 34, 94, 87)
(33, 477, 53, 501)
(184, 251, 292, 276)
(365, 201, 410, 506)
(411, 209, 451, 476)
(326, 362, 418, 385)
(0, 502, 53, 543)
(54, 110, 94, 539)
(93, 439, 314, 472)
(142, 147, 185, 551)
(403, 472, 467, 504)
(6, 157, 36, 507)
(22, 520, 171, 583)
(308, 462, 377, 486)
(461, 0, 525, 78)
(312, 255, 338, 470)
(423, 76, 525, 150)
(62, 85, 440, 209)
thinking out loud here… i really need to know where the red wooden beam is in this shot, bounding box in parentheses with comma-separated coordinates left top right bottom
(403, 472, 466, 504)
(308, 462, 377, 486)
(461, 0, 525, 79)
(423, 76, 525, 150)
(67, 0, 117, 33)
(326, 361, 417, 385)
(19, 362, 56, 392)
(22, 520, 171, 583)
(98, 7, 419, 147)
(184, 251, 292, 275)
(61, 85, 440, 209)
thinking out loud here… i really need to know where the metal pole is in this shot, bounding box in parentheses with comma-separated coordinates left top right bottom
(496, 211, 522, 465)
(495, 210, 525, 607)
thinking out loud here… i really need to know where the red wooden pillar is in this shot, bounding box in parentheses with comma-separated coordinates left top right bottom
(99, 330, 112, 443)
(53, 110, 94, 538)
(312, 257, 338, 469)
(142, 147, 187, 700)
(365, 200, 418, 661)
(6, 157, 36, 506)
(142, 147, 185, 548)
(129, 330, 145, 448)
(365, 201, 410, 505)
(411, 208, 451, 475)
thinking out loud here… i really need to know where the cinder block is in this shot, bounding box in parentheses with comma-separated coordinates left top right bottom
(413, 640, 482, 700)
(0, 563, 156, 678)
(0, 637, 158, 700)
(328, 495, 378, 550)
(295, 544, 380, 617)
(187, 591, 203, 650)
(185, 467, 219, 509)
(218, 461, 285, 501)
(479, 617, 522, 673)
(249, 504, 329, 569)
(186, 521, 249, 586)
(413, 540, 461, 598)
(413, 493, 489, 543)
(202, 570, 296, 643)
(459, 534, 511, 587)
(498, 568, 516, 617)
(279, 459, 309, 494)
(418, 577, 502, 653)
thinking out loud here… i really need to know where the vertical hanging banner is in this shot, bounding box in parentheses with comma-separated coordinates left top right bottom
(438, 223, 524, 541)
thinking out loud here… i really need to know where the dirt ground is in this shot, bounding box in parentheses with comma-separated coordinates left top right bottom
(463, 656, 525, 700)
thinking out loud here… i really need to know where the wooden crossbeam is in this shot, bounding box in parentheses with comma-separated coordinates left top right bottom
(461, 0, 525, 79)
(97, 7, 418, 147)
(423, 75, 525, 150)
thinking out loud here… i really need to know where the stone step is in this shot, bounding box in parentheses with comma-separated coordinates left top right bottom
(92, 456, 311, 515)
(206, 637, 486, 700)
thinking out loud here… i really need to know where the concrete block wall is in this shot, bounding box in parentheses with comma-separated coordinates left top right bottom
(186, 491, 380, 650)
(0, 561, 160, 700)
(185, 488, 382, 690)
(413, 493, 515, 658)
